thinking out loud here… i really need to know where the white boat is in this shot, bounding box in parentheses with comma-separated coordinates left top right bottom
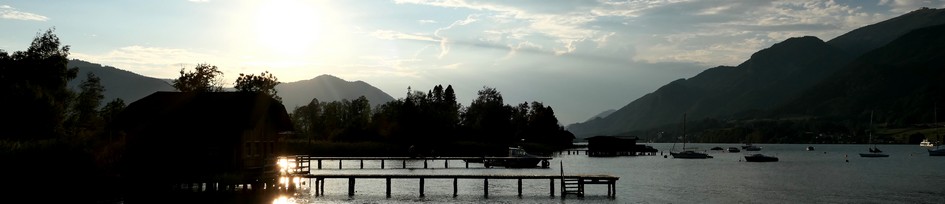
(920, 139, 934, 148)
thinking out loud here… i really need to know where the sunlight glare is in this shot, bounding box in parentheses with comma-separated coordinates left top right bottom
(254, 0, 324, 57)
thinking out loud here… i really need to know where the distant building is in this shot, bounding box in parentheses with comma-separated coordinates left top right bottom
(116, 91, 293, 188)
(585, 136, 657, 156)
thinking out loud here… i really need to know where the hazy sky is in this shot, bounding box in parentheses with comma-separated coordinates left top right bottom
(2, 0, 943, 125)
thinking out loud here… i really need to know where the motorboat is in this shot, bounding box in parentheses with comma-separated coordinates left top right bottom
(929, 145, 945, 156)
(744, 146, 762, 151)
(744, 154, 778, 162)
(727, 147, 741, 153)
(710, 146, 724, 151)
(806, 146, 815, 151)
(920, 139, 934, 148)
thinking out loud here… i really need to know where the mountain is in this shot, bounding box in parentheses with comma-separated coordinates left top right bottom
(568, 36, 852, 137)
(567, 8, 945, 138)
(67, 59, 175, 104)
(583, 109, 617, 122)
(277, 74, 395, 109)
(777, 24, 945, 124)
(827, 7, 945, 56)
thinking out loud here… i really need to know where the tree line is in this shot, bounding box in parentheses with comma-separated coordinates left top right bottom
(290, 85, 575, 149)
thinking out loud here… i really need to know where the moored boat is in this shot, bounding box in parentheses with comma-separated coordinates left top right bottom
(483, 147, 546, 168)
(929, 146, 945, 156)
(920, 139, 934, 148)
(727, 147, 740, 153)
(806, 146, 815, 151)
(671, 151, 713, 159)
(744, 154, 778, 162)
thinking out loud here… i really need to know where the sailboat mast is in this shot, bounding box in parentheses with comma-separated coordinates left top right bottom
(683, 113, 687, 149)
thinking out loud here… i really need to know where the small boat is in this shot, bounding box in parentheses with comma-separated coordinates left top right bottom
(671, 150, 714, 159)
(805, 146, 815, 151)
(920, 139, 934, 148)
(669, 114, 713, 159)
(859, 153, 890, 157)
(929, 146, 945, 156)
(727, 147, 741, 153)
(859, 111, 889, 158)
(710, 146, 724, 151)
(483, 147, 546, 168)
(744, 154, 778, 162)
(744, 146, 761, 151)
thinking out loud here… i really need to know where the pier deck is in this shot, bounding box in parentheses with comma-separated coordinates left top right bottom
(293, 173, 618, 198)
(287, 156, 553, 171)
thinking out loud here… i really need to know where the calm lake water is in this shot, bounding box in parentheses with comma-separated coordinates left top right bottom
(270, 144, 944, 203)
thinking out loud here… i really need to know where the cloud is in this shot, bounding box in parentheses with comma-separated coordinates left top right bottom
(880, 0, 945, 13)
(371, 30, 440, 42)
(71, 46, 219, 79)
(1, 5, 49, 21)
(418, 19, 437, 24)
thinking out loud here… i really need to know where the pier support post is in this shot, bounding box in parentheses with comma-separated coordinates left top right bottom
(386, 178, 391, 198)
(550, 178, 555, 197)
(419, 178, 425, 197)
(348, 178, 355, 196)
(453, 178, 458, 197)
(517, 179, 522, 196)
(317, 160, 322, 169)
(466, 161, 469, 168)
(445, 160, 448, 168)
(424, 160, 428, 169)
(403, 160, 406, 169)
(483, 178, 489, 198)
(381, 160, 385, 169)
(339, 160, 343, 169)
(360, 160, 364, 169)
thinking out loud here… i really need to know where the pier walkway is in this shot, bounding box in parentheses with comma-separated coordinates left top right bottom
(294, 173, 618, 198)
(287, 155, 553, 171)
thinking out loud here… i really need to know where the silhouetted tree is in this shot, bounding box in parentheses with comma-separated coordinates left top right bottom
(234, 71, 281, 101)
(463, 86, 513, 143)
(69, 72, 105, 138)
(0, 28, 77, 140)
(172, 64, 223, 92)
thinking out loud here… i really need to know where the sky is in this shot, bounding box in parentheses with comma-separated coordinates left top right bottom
(1, 0, 943, 125)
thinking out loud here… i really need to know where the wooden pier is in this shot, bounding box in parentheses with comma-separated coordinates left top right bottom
(287, 156, 553, 172)
(295, 173, 618, 198)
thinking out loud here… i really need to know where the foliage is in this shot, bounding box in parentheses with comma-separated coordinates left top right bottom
(0, 28, 78, 140)
(69, 72, 106, 139)
(172, 63, 224, 92)
(234, 71, 281, 101)
(290, 85, 574, 149)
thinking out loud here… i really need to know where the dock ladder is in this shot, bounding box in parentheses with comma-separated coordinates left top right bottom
(559, 161, 585, 197)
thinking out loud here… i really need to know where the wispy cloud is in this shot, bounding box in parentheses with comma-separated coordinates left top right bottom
(418, 19, 437, 24)
(371, 30, 440, 42)
(1, 5, 49, 21)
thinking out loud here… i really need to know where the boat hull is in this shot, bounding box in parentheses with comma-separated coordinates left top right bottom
(929, 148, 945, 156)
(483, 158, 542, 168)
(744, 154, 779, 162)
(670, 151, 713, 159)
(859, 153, 889, 157)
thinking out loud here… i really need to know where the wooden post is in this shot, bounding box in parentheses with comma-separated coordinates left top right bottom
(319, 178, 325, 195)
(348, 177, 355, 196)
(381, 160, 385, 169)
(339, 160, 343, 169)
(419, 178, 425, 197)
(445, 160, 448, 168)
(386, 178, 391, 198)
(550, 178, 555, 197)
(465, 161, 469, 168)
(403, 160, 406, 169)
(360, 160, 364, 169)
(317, 160, 322, 169)
(453, 178, 458, 197)
(424, 159, 428, 169)
(483, 178, 489, 198)
(517, 179, 522, 196)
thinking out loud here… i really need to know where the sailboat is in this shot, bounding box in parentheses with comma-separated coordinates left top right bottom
(860, 111, 889, 158)
(671, 114, 713, 159)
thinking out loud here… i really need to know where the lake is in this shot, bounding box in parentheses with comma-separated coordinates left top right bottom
(269, 144, 944, 203)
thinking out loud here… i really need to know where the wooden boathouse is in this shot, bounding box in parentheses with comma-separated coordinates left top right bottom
(585, 136, 658, 156)
(116, 92, 294, 195)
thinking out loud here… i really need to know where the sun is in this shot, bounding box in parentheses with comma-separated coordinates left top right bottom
(253, 0, 326, 57)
